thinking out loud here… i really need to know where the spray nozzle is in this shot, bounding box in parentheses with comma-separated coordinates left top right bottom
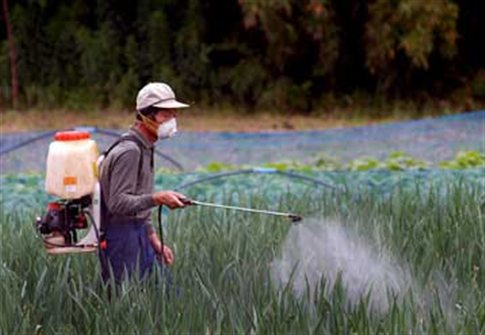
(289, 214, 303, 224)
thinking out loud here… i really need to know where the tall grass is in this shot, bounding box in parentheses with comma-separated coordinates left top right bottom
(0, 177, 483, 333)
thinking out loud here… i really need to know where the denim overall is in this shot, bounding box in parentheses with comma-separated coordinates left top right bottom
(98, 133, 158, 284)
(100, 218, 156, 284)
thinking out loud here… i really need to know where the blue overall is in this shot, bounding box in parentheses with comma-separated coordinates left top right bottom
(98, 131, 164, 286)
(100, 218, 156, 284)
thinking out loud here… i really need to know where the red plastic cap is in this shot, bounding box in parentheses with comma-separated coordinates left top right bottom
(47, 202, 61, 210)
(54, 131, 90, 141)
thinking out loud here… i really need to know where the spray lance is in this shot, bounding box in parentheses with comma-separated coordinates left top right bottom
(181, 198, 303, 223)
(156, 198, 302, 263)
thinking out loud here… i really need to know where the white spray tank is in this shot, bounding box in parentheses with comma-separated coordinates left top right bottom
(37, 130, 102, 254)
(45, 131, 98, 198)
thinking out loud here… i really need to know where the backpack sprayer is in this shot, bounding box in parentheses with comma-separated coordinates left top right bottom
(35, 131, 102, 254)
(35, 131, 302, 255)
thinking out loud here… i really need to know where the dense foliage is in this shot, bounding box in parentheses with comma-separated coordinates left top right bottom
(1, 0, 484, 111)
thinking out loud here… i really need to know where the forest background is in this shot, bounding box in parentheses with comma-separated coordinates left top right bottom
(1, 0, 484, 125)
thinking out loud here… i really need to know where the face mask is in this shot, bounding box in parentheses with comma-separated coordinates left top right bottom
(157, 118, 177, 139)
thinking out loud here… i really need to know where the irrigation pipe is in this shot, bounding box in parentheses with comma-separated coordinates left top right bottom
(80, 127, 185, 172)
(175, 167, 339, 191)
(0, 130, 57, 155)
(0, 127, 185, 172)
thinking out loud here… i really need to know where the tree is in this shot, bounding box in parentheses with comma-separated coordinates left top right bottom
(2, 0, 18, 109)
(365, 0, 458, 93)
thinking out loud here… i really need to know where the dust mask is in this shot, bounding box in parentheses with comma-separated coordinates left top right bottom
(157, 118, 177, 139)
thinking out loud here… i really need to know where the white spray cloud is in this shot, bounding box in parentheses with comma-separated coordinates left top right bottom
(270, 218, 414, 313)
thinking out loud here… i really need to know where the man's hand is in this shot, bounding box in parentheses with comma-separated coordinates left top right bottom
(149, 234, 174, 265)
(152, 190, 187, 209)
(159, 245, 174, 265)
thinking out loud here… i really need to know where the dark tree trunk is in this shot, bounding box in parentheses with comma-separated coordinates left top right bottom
(2, 0, 19, 109)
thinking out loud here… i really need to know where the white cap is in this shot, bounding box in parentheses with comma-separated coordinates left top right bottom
(136, 82, 189, 110)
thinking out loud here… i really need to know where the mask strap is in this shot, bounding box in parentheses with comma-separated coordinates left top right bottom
(137, 112, 158, 135)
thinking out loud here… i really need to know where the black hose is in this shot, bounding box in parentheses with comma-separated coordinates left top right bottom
(158, 205, 165, 263)
(84, 210, 103, 258)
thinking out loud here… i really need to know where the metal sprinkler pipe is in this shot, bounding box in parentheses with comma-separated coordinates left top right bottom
(182, 199, 302, 223)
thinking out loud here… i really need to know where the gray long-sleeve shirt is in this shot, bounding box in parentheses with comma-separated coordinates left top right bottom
(99, 127, 157, 228)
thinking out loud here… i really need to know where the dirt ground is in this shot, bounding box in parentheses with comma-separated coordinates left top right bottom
(1, 108, 406, 133)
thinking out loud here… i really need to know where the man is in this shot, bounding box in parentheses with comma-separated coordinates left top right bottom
(99, 82, 189, 284)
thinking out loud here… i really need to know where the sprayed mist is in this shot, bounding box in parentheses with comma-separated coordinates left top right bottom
(270, 218, 414, 313)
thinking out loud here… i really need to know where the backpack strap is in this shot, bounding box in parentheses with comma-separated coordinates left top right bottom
(103, 135, 143, 176)
(99, 134, 150, 221)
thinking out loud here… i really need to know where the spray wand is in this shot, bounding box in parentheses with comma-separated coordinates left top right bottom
(182, 199, 303, 223)
(157, 198, 301, 264)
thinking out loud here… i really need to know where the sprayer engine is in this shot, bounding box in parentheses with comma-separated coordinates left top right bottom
(36, 195, 92, 246)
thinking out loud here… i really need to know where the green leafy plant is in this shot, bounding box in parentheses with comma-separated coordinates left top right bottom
(383, 151, 429, 170)
(200, 162, 238, 173)
(190, 150, 483, 173)
(346, 157, 381, 171)
(439, 150, 485, 169)
(312, 153, 342, 170)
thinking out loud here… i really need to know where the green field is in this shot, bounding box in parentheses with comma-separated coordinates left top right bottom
(1, 171, 484, 333)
